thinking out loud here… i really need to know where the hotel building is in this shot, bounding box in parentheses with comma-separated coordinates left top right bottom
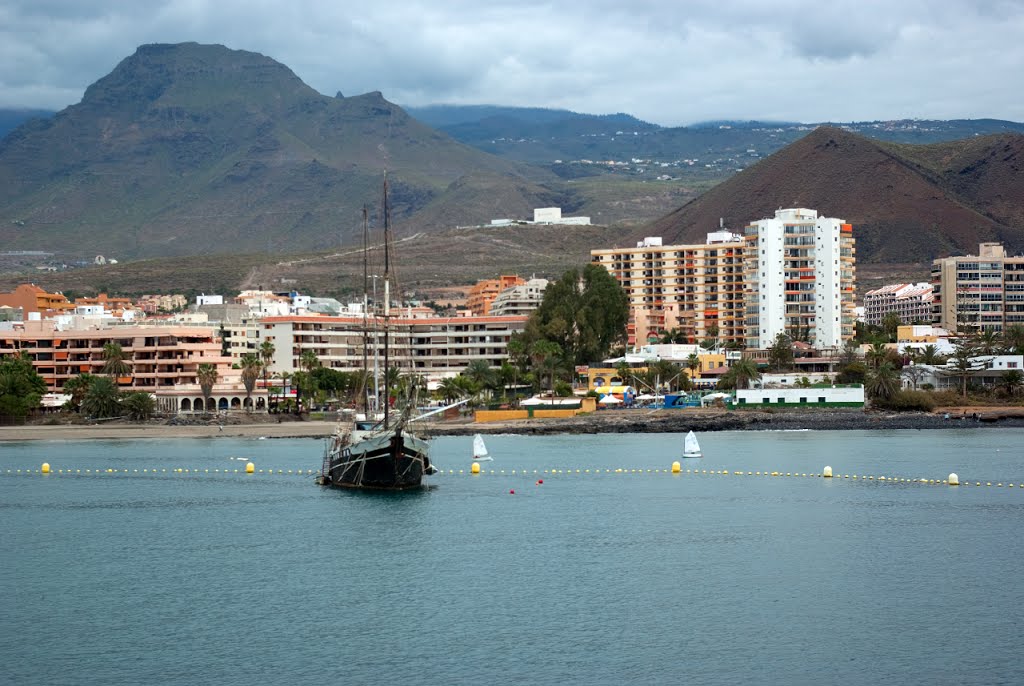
(863, 283, 933, 327)
(742, 208, 856, 349)
(931, 242, 1024, 333)
(590, 232, 746, 347)
(0, 319, 260, 413)
(258, 314, 528, 380)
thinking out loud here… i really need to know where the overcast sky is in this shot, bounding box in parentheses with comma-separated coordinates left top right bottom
(1, 0, 1022, 125)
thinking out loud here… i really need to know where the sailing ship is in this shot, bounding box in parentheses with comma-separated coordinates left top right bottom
(319, 176, 435, 490)
(472, 434, 493, 462)
(682, 430, 703, 458)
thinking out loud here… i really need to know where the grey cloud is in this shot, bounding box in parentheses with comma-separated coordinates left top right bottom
(0, 0, 1021, 124)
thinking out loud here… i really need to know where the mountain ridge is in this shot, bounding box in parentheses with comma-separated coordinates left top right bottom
(641, 127, 1024, 262)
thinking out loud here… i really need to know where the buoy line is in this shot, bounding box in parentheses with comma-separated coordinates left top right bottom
(8, 464, 1021, 488)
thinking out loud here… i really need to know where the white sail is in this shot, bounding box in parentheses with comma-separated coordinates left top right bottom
(683, 430, 702, 458)
(473, 434, 493, 461)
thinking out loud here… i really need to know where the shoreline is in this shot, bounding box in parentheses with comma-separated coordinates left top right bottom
(2, 407, 1024, 441)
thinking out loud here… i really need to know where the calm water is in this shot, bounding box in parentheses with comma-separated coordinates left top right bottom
(3, 429, 1024, 685)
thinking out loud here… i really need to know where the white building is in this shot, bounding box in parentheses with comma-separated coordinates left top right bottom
(735, 385, 864, 407)
(534, 207, 562, 223)
(914, 355, 1024, 390)
(196, 294, 223, 306)
(864, 283, 933, 326)
(489, 278, 548, 317)
(743, 208, 856, 349)
(257, 314, 528, 381)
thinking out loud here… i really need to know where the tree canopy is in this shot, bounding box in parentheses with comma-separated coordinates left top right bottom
(514, 264, 628, 371)
(0, 356, 46, 418)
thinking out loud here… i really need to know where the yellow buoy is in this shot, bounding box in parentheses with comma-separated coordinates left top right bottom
(823, 466, 833, 478)
(671, 461, 681, 473)
(947, 473, 959, 486)
(41, 462, 50, 474)
(245, 462, 255, 474)
(471, 462, 480, 474)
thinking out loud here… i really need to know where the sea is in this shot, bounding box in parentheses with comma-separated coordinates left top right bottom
(3, 428, 1023, 686)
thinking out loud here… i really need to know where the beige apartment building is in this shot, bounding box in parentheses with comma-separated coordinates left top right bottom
(0, 320, 262, 413)
(591, 233, 746, 347)
(931, 242, 1024, 333)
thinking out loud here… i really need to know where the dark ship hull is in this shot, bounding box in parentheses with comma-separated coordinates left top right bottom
(322, 429, 431, 490)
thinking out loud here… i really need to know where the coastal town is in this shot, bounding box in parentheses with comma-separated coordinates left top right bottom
(2, 207, 1022, 429)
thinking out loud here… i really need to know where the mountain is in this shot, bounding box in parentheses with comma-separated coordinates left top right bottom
(405, 104, 656, 131)
(405, 105, 1024, 170)
(0, 43, 558, 259)
(642, 126, 1024, 262)
(0, 108, 54, 138)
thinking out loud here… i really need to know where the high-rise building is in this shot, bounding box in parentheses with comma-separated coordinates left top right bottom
(590, 232, 746, 347)
(591, 209, 856, 350)
(931, 242, 1024, 333)
(742, 208, 856, 349)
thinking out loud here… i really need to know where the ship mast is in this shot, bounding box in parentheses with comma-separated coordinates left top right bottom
(383, 173, 391, 427)
(361, 205, 370, 417)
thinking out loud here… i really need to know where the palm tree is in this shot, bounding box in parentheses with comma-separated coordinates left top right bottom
(464, 360, 495, 400)
(239, 353, 262, 412)
(866, 342, 888, 370)
(977, 329, 1002, 356)
(497, 362, 516, 401)
(296, 350, 321, 413)
(1002, 324, 1024, 355)
(728, 357, 761, 390)
(685, 353, 700, 384)
(615, 361, 632, 387)
(196, 363, 219, 414)
(259, 339, 275, 398)
(438, 377, 463, 404)
(530, 340, 562, 397)
(82, 376, 121, 418)
(102, 341, 131, 380)
(917, 344, 945, 366)
(63, 373, 94, 412)
(866, 362, 900, 401)
(121, 391, 156, 420)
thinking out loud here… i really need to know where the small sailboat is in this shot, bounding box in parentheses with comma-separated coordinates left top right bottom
(472, 434, 493, 462)
(682, 430, 702, 458)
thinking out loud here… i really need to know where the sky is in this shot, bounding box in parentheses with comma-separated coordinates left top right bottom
(1, 0, 1023, 126)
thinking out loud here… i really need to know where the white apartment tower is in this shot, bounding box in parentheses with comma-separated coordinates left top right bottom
(743, 208, 856, 349)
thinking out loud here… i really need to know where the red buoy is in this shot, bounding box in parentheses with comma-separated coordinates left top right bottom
(509, 489, 515, 494)
(536, 479, 543, 485)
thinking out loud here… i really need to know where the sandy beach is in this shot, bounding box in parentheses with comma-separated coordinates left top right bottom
(0, 421, 341, 442)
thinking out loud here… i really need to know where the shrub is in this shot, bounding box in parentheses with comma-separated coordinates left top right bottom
(873, 390, 937, 412)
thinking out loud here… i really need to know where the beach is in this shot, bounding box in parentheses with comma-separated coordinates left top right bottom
(4, 406, 1024, 441)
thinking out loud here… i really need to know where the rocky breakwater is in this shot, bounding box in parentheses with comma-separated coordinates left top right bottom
(431, 407, 1024, 436)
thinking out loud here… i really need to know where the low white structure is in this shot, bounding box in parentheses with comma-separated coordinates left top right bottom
(915, 355, 1024, 390)
(196, 294, 223, 306)
(735, 386, 864, 407)
(534, 207, 562, 223)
